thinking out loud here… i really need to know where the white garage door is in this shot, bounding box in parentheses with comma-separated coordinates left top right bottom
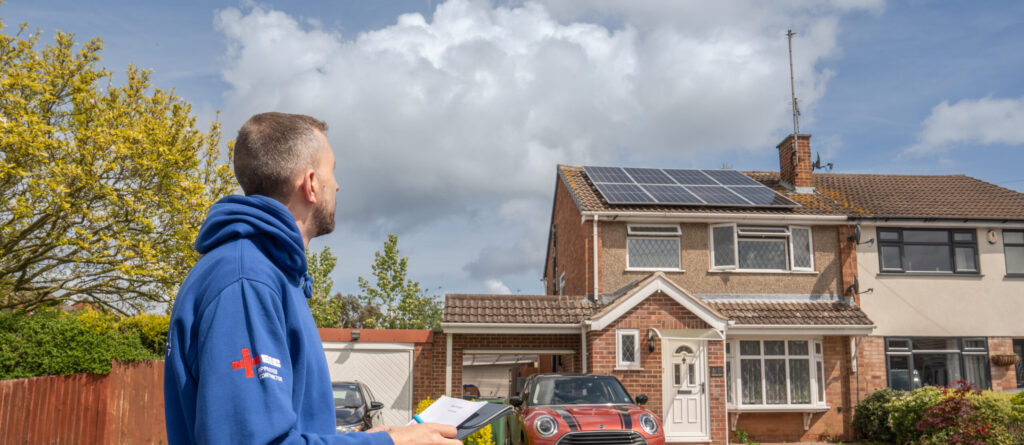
(322, 342, 414, 427)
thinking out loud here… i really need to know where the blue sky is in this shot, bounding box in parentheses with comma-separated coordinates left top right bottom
(4, 0, 1022, 296)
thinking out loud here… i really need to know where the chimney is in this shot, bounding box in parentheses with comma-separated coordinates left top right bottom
(777, 133, 813, 193)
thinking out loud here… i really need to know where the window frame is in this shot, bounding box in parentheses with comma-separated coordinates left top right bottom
(725, 338, 826, 409)
(626, 224, 682, 271)
(1004, 230, 1024, 277)
(709, 224, 814, 272)
(877, 228, 980, 275)
(884, 337, 991, 390)
(616, 329, 641, 369)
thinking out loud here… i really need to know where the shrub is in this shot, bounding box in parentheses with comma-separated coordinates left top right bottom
(915, 381, 993, 445)
(416, 396, 494, 445)
(118, 312, 170, 356)
(853, 387, 902, 442)
(0, 309, 160, 379)
(887, 385, 943, 444)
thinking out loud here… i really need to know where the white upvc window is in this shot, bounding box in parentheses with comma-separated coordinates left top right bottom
(725, 338, 826, 408)
(558, 272, 566, 296)
(616, 329, 641, 369)
(709, 224, 814, 272)
(626, 224, 682, 271)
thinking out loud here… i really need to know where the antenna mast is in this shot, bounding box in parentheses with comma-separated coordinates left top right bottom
(787, 29, 800, 136)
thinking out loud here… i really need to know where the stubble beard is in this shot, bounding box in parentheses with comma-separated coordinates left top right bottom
(312, 198, 336, 238)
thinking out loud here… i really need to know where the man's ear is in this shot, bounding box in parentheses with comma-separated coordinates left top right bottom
(302, 168, 318, 204)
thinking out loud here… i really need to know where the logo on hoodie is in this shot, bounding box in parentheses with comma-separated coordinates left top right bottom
(231, 348, 262, 378)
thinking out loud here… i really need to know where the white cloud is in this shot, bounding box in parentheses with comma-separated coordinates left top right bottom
(483, 279, 512, 294)
(214, 0, 872, 291)
(908, 96, 1024, 155)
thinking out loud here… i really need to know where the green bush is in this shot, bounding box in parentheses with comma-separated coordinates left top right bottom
(964, 390, 1014, 444)
(853, 387, 902, 443)
(0, 309, 161, 379)
(887, 385, 943, 444)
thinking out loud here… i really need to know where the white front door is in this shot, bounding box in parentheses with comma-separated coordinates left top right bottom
(662, 339, 709, 441)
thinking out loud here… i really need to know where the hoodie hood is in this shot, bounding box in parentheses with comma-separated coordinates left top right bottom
(195, 195, 311, 293)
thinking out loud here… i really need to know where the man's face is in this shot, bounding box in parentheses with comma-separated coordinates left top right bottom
(311, 131, 338, 238)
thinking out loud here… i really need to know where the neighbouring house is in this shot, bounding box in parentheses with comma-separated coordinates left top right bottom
(436, 133, 1024, 444)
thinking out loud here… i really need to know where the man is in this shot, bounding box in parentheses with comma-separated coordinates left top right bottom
(165, 112, 460, 445)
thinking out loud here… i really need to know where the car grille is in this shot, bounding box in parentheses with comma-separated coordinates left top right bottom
(556, 431, 647, 445)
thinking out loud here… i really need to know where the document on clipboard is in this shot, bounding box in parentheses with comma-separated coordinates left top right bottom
(410, 396, 515, 440)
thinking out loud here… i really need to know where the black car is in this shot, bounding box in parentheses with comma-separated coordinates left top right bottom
(332, 381, 384, 433)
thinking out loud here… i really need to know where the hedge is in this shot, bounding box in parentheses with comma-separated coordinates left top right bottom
(854, 381, 1024, 444)
(0, 308, 167, 379)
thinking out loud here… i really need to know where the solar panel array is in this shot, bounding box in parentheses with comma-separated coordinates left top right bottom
(582, 166, 799, 208)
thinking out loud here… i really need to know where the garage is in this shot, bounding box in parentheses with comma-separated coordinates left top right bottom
(322, 342, 413, 426)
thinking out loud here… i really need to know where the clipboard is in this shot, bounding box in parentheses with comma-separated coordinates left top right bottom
(453, 403, 515, 440)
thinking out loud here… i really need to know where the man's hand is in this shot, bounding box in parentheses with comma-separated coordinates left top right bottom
(387, 423, 461, 445)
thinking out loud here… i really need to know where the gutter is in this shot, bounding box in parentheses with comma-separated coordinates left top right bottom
(581, 211, 845, 223)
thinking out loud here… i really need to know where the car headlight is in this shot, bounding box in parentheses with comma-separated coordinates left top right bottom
(336, 423, 363, 433)
(534, 415, 558, 438)
(639, 413, 658, 435)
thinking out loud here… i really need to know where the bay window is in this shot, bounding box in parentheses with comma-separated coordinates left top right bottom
(710, 224, 813, 272)
(726, 338, 826, 408)
(877, 228, 979, 274)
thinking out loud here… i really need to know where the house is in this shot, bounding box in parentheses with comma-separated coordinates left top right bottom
(436, 133, 1024, 444)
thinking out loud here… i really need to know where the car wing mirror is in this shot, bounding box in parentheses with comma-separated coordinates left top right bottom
(509, 396, 523, 407)
(635, 394, 648, 405)
(369, 401, 384, 411)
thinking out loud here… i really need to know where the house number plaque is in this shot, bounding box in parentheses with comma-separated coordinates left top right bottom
(709, 366, 724, 377)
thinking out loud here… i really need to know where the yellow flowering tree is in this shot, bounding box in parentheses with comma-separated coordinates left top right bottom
(0, 20, 234, 313)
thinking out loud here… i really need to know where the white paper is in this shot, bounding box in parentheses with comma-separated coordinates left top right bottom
(409, 396, 488, 427)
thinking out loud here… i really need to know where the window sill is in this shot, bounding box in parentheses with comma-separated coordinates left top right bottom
(877, 272, 984, 278)
(625, 268, 685, 273)
(727, 405, 829, 413)
(708, 269, 818, 275)
(1005, 274, 1024, 279)
(614, 366, 644, 371)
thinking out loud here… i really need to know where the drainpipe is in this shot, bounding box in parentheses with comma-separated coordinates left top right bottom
(581, 325, 588, 374)
(445, 333, 453, 397)
(592, 215, 599, 299)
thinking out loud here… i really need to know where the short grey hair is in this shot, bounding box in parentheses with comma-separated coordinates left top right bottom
(233, 112, 329, 202)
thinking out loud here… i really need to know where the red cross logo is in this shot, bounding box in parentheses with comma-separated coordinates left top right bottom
(231, 348, 262, 378)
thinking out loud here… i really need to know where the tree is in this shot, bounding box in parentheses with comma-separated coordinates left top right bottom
(0, 23, 234, 313)
(306, 246, 382, 328)
(357, 234, 442, 330)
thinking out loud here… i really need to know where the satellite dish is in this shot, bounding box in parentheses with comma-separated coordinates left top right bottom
(847, 225, 862, 243)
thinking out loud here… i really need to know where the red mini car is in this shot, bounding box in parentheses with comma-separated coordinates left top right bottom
(507, 374, 664, 445)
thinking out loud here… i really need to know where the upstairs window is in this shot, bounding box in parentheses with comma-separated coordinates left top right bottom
(878, 229, 978, 274)
(626, 224, 681, 270)
(1004, 230, 1024, 276)
(710, 224, 813, 271)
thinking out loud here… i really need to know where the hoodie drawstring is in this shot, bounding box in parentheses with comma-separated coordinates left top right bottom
(301, 273, 314, 299)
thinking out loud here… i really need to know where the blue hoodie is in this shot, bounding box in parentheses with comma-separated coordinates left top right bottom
(164, 195, 393, 445)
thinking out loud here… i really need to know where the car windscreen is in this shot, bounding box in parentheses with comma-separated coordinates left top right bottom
(529, 376, 634, 406)
(332, 384, 364, 408)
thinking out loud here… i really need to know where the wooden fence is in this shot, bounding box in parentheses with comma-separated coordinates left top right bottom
(0, 360, 166, 444)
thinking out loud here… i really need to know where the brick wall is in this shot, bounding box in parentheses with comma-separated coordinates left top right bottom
(777, 134, 813, 189)
(587, 291, 728, 445)
(990, 337, 1019, 391)
(546, 174, 593, 296)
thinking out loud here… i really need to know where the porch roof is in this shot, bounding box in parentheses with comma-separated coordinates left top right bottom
(444, 294, 598, 324)
(708, 301, 873, 326)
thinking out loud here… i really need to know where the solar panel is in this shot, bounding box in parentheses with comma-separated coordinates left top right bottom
(685, 185, 751, 206)
(624, 168, 675, 184)
(640, 184, 703, 204)
(583, 166, 799, 208)
(702, 169, 763, 186)
(592, 183, 654, 204)
(663, 169, 718, 185)
(728, 186, 793, 206)
(585, 166, 632, 183)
